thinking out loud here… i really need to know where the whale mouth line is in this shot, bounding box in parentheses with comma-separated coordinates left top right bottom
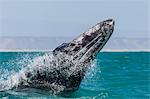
(76, 30, 112, 65)
(72, 33, 102, 61)
(72, 20, 114, 63)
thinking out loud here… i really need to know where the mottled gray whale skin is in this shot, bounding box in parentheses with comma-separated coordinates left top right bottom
(53, 19, 114, 91)
(16, 19, 115, 93)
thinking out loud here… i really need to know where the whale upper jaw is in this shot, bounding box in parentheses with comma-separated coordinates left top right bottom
(53, 19, 115, 64)
(73, 19, 114, 62)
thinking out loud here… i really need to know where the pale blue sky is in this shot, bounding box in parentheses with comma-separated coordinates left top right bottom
(0, 0, 149, 38)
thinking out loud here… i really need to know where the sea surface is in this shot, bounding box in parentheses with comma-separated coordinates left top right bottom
(0, 52, 149, 99)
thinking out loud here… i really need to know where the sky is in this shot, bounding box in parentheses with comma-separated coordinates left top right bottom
(0, 0, 149, 38)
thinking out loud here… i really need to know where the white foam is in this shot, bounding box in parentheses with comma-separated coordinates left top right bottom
(0, 52, 86, 93)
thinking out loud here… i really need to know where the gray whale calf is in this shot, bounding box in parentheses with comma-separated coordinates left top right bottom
(11, 19, 115, 93)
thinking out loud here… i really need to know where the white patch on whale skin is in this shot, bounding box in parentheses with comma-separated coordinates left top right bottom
(74, 36, 84, 43)
(95, 24, 100, 30)
(73, 23, 101, 43)
(85, 24, 101, 35)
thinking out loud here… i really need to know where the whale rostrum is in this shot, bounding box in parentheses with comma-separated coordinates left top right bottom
(13, 19, 115, 93)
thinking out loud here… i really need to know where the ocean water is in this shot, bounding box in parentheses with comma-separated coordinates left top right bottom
(0, 52, 149, 99)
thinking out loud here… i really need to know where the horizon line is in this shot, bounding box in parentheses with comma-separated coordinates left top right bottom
(0, 36, 150, 39)
(0, 49, 149, 52)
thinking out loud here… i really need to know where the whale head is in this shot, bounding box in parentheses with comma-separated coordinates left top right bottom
(52, 19, 114, 91)
(53, 19, 115, 64)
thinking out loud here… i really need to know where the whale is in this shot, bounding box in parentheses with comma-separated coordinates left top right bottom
(10, 19, 115, 93)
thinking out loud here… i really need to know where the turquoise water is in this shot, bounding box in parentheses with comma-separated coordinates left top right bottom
(0, 52, 149, 98)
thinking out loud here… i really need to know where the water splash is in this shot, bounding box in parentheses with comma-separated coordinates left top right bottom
(0, 52, 89, 94)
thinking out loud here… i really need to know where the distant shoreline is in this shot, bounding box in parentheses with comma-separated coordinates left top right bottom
(0, 49, 149, 52)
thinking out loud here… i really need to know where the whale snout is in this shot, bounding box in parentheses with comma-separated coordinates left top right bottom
(53, 19, 114, 57)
